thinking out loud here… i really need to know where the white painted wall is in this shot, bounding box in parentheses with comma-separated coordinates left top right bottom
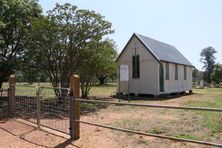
(117, 36, 159, 95)
(162, 62, 193, 93)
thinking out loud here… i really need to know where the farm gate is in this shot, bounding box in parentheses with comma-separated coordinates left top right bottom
(6, 75, 80, 140)
(13, 85, 70, 134)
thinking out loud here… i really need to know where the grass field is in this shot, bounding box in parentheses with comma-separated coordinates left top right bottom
(2, 82, 117, 98)
(184, 88, 222, 137)
(79, 86, 222, 146)
(1, 82, 222, 146)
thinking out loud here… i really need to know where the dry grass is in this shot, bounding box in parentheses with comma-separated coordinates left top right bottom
(80, 87, 222, 146)
(2, 82, 222, 147)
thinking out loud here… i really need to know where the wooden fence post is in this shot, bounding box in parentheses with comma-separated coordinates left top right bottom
(69, 75, 80, 140)
(8, 75, 16, 117)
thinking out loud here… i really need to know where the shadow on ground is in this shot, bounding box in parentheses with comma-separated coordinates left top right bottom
(113, 92, 195, 101)
(0, 119, 79, 148)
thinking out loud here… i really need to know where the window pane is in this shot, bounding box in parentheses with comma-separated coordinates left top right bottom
(166, 63, 169, 80)
(175, 64, 178, 80)
(136, 55, 140, 78)
(184, 66, 187, 80)
(132, 56, 135, 78)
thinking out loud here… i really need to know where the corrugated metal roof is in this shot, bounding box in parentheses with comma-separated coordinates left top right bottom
(136, 33, 193, 66)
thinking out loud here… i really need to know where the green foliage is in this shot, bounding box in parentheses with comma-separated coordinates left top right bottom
(0, 0, 42, 88)
(26, 3, 114, 97)
(211, 64, 222, 84)
(200, 46, 217, 83)
(192, 68, 203, 82)
(21, 68, 48, 83)
(96, 39, 117, 85)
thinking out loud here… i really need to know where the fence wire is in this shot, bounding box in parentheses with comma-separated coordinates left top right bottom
(39, 87, 70, 134)
(0, 89, 9, 119)
(14, 85, 38, 123)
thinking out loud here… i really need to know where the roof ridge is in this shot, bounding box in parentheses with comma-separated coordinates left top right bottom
(134, 33, 193, 66)
(135, 33, 176, 49)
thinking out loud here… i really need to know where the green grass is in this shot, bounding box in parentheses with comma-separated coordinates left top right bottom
(2, 82, 55, 97)
(185, 88, 222, 134)
(176, 134, 199, 140)
(2, 83, 9, 89)
(109, 88, 222, 143)
(148, 127, 167, 135)
(3, 82, 116, 97)
(194, 87, 222, 94)
(203, 113, 222, 133)
(89, 83, 116, 96)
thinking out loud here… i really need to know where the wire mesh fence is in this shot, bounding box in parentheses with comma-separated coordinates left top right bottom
(39, 87, 70, 134)
(0, 89, 9, 119)
(13, 85, 70, 134)
(14, 85, 38, 123)
(4, 75, 78, 141)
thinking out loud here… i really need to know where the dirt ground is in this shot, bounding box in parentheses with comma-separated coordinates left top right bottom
(0, 92, 221, 148)
(0, 118, 200, 148)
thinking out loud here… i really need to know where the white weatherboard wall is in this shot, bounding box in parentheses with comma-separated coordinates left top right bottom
(162, 62, 193, 93)
(117, 36, 159, 95)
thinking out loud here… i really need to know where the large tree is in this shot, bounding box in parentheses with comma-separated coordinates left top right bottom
(200, 46, 217, 83)
(211, 64, 222, 85)
(0, 0, 41, 88)
(96, 39, 117, 85)
(26, 3, 114, 96)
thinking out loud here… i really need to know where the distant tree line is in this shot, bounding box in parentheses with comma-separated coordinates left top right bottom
(0, 0, 117, 97)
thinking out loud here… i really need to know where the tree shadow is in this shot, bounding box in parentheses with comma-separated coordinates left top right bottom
(0, 119, 80, 148)
(0, 120, 47, 147)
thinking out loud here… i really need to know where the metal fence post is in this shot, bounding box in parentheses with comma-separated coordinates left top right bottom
(8, 75, 16, 117)
(69, 75, 80, 140)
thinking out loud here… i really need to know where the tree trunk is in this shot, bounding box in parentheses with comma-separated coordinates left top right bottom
(80, 80, 91, 98)
(60, 78, 69, 96)
(99, 77, 105, 85)
(0, 81, 3, 89)
(81, 85, 88, 98)
(98, 75, 108, 85)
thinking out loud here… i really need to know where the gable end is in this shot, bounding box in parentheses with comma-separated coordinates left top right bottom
(116, 33, 160, 64)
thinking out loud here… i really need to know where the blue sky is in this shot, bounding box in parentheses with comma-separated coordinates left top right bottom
(39, 0, 222, 70)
